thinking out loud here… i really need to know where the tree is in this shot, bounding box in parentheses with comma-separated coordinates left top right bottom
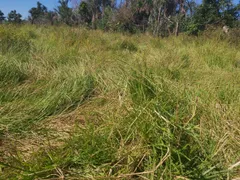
(115, 0, 187, 36)
(8, 10, 22, 23)
(78, 1, 92, 24)
(0, 10, 5, 24)
(185, 0, 197, 16)
(86, 0, 102, 29)
(101, 0, 113, 17)
(46, 11, 58, 25)
(78, 0, 115, 29)
(114, 4, 135, 32)
(29, 1, 47, 24)
(196, 0, 220, 25)
(56, 0, 73, 25)
(187, 0, 239, 34)
(121, 0, 151, 32)
(147, 0, 178, 36)
(220, 1, 240, 27)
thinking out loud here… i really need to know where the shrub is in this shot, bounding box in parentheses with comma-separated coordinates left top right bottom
(228, 28, 240, 46)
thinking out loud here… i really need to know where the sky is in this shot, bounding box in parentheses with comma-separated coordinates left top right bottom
(0, 0, 60, 19)
(0, 0, 239, 19)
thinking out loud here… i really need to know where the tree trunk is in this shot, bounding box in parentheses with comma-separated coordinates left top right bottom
(175, 21, 179, 36)
(156, 7, 162, 36)
(92, 13, 96, 29)
(168, 27, 172, 35)
(102, 0, 106, 18)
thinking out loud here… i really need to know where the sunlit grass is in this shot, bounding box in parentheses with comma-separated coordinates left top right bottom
(0, 25, 239, 179)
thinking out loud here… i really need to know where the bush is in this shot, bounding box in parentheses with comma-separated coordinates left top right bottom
(228, 28, 240, 46)
(186, 22, 204, 36)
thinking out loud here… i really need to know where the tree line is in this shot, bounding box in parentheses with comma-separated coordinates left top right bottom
(0, 0, 239, 36)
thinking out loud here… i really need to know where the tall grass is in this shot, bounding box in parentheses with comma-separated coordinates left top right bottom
(0, 25, 239, 179)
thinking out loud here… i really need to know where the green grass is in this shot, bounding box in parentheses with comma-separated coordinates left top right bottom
(0, 24, 239, 179)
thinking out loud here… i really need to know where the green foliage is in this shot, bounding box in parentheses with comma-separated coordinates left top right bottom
(119, 39, 138, 51)
(37, 74, 95, 116)
(129, 67, 156, 103)
(7, 10, 22, 24)
(221, 4, 240, 27)
(186, 21, 204, 35)
(68, 124, 118, 166)
(0, 26, 32, 54)
(113, 6, 138, 33)
(55, 0, 73, 25)
(2, 0, 239, 35)
(0, 10, 5, 23)
(186, 0, 239, 34)
(0, 57, 28, 84)
(96, 6, 114, 30)
(46, 11, 58, 25)
(78, 1, 92, 24)
(227, 28, 240, 45)
(29, 1, 48, 24)
(0, 25, 239, 179)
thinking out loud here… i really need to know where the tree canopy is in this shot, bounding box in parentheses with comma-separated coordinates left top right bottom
(55, 0, 73, 25)
(29, 1, 48, 24)
(2, 0, 239, 35)
(7, 10, 22, 24)
(0, 10, 5, 23)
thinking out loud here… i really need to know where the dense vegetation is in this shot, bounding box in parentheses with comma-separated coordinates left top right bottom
(0, 24, 239, 179)
(0, 0, 239, 179)
(0, 0, 239, 36)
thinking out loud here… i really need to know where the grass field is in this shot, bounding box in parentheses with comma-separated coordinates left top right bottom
(0, 25, 240, 179)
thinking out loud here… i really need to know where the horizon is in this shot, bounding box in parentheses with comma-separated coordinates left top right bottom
(0, 0, 239, 19)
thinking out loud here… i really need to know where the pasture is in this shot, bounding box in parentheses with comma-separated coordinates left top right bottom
(0, 25, 239, 179)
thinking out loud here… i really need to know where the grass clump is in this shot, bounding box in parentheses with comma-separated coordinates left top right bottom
(119, 39, 138, 52)
(0, 25, 239, 179)
(129, 68, 156, 103)
(0, 56, 28, 84)
(0, 25, 32, 55)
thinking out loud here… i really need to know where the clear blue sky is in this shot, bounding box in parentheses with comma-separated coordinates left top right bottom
(0, 0, 60, 19)
(0, 0, 239, 19)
